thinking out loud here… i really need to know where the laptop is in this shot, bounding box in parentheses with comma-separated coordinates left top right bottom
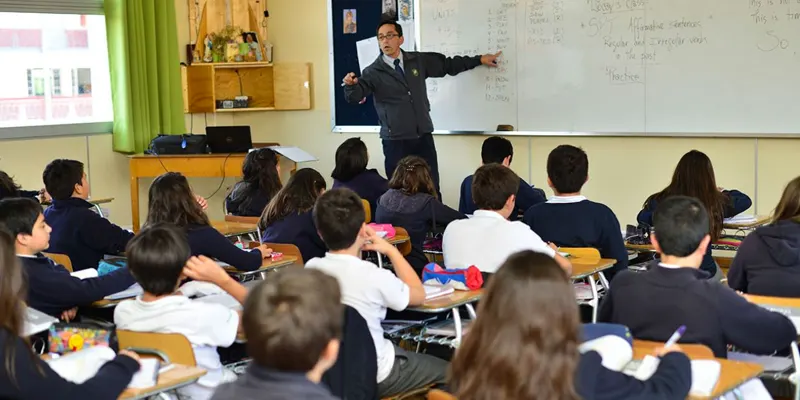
(206, 126, 253, 153)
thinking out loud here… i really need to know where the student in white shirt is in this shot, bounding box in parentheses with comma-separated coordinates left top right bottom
(443, 164, 572, 275)
(114, 223, 249, 400)
(306, 188, 447, 398)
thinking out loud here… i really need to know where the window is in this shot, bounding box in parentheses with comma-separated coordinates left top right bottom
(0, 10, 112, 136)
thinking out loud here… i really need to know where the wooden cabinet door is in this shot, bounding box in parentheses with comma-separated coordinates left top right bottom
(273, 63, 311, 110)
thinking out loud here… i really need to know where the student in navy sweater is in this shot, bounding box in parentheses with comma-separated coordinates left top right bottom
(600, 196, 796, 358)
(225, 148, 282, 217)
(376, 156, 466, 275)
(458, 136, 546, 219)
(637, 150, 751, 280)
(0, 229, 141, 399)
(146, 172, 272, 271)
(42, 159, 134, 271)
(728, 176, 800, 297)
(0, 198, 136, 319)
(331, 137, 389, 220)
(450, 250, 691, 400)
(524, 145, 627, 279)
(0, 170, 44, 201)
(259, 168, 328, 263)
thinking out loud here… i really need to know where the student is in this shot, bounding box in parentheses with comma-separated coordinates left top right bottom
(307, 188, 447, 398)
(450, 250, 691, 400)
(728, 176, 800, 297)
(115, 223, 248, 400)
(211, 269, 342, 400)
(146, 172, 271, 271)
(331, 137, 389, 219)
(0, 170, 43, 201)
(443, 164, 572, 277)
(42, 159, 134, 271)
(599, 196, 796, 358)
(0, 228, 142, 399)
(458, 136, 546, 219)
(0, 198, 135, 318)
(524, 145, 627, 279)
(259, 168, 328, 263)
(637, 150, 752, 279)
(225, 148, 282, 217)
(376, 155, 466, 274)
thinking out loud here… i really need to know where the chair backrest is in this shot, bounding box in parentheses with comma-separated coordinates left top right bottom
(362, 199, 372, 224)
(394, 227, 412, 256)
(428, 389, 457, 400)
(322, 305, 378, 400)
(117, 330, 197, 366)
(43, 252, 73, 272)
(224, 214, 260, 224)
(561, 247, 601, 263)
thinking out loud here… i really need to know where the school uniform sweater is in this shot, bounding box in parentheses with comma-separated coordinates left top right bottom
(728, 220, 800, 297)
(211, 367, 337, 400)
(0, 187, 38, 200)
(187, 224, 263, 271)
(598, 264, 797, 358)
(333, 169, 389, 221)
(19, 254, 136, 317)
(524, 197, 627, 279)
(576, 351, 691, 400)
(458, 174, 546, 220)
(0, 330, 139, 400)
(260, 211, 327, 264)
(44, 198, 134, 271)
(637, 190, 752, 277)
(225, 182, 275, 217)
(375, 189, 466, 274)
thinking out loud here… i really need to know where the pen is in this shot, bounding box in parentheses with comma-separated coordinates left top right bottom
(663, 325, 686, 349)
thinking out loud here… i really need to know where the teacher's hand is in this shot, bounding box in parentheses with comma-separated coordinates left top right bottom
(481, 51, 502, 67)
(343, 72, 359, 86)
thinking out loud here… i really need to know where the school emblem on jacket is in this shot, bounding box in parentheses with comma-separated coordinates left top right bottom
(412, 68, 419, 76)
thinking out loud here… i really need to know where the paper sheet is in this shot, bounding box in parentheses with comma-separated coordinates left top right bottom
(24, 307, 58, 337)
(356, 37, 380, 73)
(104, 283, 143, 300)
(269, 146, 318, 163)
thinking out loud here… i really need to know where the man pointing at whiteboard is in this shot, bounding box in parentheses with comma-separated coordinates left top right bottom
(343, 19, 501, 197)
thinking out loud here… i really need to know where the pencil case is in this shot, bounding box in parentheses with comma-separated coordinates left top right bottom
(422, 263, 483, 291)
(49, 323, 118, 354)
(368, 223, 396, 239)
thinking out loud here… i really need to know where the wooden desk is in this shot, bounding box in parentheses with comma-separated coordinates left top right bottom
(632, 340, 763, 399)
(120, 364, 206, 400)
(223, 255, 298, 278)
(211, 220, 258, 237)
(409, 289, 483, 314)
(723, 216, 770, 230)
(129, 153, 297, 231)
(744, 294, 800, 308)
(570, 258, 616, 280)
(626, 242, 656, 252)
(388, 233, 410, 246)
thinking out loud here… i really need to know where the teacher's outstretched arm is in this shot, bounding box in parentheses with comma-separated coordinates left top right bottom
(342, 71, 374, 104)
(424, 50, 502, 78)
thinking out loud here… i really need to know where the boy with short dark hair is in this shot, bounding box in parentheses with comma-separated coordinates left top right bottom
(306, 188, 446, 398)
(211, 268, 343, 400)
(523, 145, 627, 278)
(0, 197, 135, 318)
(458, 136, 546, 219)
(42, 159, 133, 271)
(598, 196, 796, 358)
(445, 164, 571, 275)
(115, 223, 247, 400)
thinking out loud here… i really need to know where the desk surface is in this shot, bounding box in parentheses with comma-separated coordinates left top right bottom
(626, 242, 656, 252)
(388, 233, 410, 245)
(744, 294, 800, 308)
(723, 216, 770, 229)
(632, 340, 763, 399)
(224, 256, 297, 276)
(408, 289, 483, 313)
(42, 197, 114, 206)
(120, 364, 206, 400)
(211, 220, 259, 237)
(570, 258, 616, 280)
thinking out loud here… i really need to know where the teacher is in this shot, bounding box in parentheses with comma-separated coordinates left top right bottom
(342, 19, 501, 197)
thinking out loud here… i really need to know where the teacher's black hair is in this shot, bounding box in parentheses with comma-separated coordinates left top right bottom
(377, 19, 403, 37)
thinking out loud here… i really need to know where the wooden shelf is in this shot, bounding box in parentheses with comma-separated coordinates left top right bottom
(199, 62, 274, 69)
(215, 107, 276, 112)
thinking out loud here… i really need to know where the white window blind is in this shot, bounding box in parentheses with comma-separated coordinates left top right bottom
(0, 0, 104, 15)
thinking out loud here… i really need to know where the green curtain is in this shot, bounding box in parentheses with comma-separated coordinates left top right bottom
(105, 0, 185, 153)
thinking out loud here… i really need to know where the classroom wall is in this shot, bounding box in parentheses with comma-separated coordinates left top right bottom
(1, 0, 797, 230)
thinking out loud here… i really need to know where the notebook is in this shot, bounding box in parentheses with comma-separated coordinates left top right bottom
(24, 307, 58, 337)
(424, 285, 454, 300)
(194, 293, 242, 310)
(104, 283, 143, 300)
(70, 268, 99, 280)
(723, 214, 757, 224)
(46, 346, 117, 384)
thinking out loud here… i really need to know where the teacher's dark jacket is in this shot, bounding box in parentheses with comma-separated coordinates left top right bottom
(728, 220, 800, 297)
(343, 50, 482, 140)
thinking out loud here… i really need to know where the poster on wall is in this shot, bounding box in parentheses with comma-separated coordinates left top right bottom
(398, 0, 413, 21)
(382, 0, 396, 15)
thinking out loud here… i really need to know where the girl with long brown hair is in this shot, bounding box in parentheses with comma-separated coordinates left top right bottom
(147, 172, 271, 271)
(259, 168, 328, 263)
(375, 156, 465, 274)
(637, 150, 751, 279)
(0, 229, 141, 398)
(450, 250, 691, 400)
(225, 148, 282, 217)
(728, 176, 800, 296)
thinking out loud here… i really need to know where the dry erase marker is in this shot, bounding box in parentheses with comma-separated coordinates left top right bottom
(663, 325, 686, 349)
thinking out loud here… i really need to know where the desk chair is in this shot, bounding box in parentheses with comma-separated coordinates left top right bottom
(562, 247, 609, 323)
(362, 199, 371, 224)
(43, 252, 73, 272)
(395, 227, 412, 256)
(428, 389, 456, 400)
(117, 330, 197, 366)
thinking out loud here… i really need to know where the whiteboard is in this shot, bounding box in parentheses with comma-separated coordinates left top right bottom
(418, 0, 800, 135)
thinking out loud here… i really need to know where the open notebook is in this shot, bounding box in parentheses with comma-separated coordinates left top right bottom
(424, 285, 454, 300)
(70, 268, 143, 300)
(47, 346, 161, 388)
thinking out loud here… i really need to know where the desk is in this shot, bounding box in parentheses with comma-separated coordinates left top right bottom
(409, 289, 483, 314)
(120, 364, 206, 400)
(744, 294, 800, 308)
(211, 220, 258, 237)
(223, 256, 297, 280)
(632, 340, 763, 400)
(388, 233, 411, 246)
(723, 216, 770, 230)
(129, 153, 297, 231)
(43, 197, 115, 217)
(626, 242, 656, 252)
(570, 258, 616, 280)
